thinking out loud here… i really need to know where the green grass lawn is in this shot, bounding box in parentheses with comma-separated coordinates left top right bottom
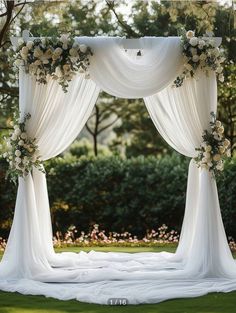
(0, 246, 236, 313)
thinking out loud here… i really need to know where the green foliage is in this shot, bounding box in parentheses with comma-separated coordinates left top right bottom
(1, 154, 236, 239)
(44, 154, 235, 238)
(217, 158, 236, 239)
(44, 154, 188, 236)
(0, 158, 17, 238)
(68, 138, 112, 158)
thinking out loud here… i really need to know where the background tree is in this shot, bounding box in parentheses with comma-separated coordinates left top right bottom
(0, 0, 235, 155)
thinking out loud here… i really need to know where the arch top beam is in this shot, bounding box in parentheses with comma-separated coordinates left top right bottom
(10, 30, 222, 49)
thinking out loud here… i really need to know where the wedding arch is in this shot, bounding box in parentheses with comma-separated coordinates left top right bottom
(0, 30, 235, 305)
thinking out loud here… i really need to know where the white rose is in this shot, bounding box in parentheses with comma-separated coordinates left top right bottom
(62, 43, 68, 50)
(226, 149, 231, 157)
(215, 120, 221, 127)
(14, 128, 21, 136)
(3, 152, 8, 158)
(198, 40, 205, 47)
(23, 158, 29, 165)
(21, 133, 27, 139)
(41, 38, 46, 46)
(215, 134, 222, 141)
(60, 34, 70, 43)
(199, 53, 207, 61)
(205, 145, 212, 152)
(218, 74, 224, 82)
(15, 59, 23, 66)
(55, 66, 62, 77)
(34, 60, 41, 66)
(216, 66, 223, 73)
(15, 150, 21, 157)
(26, 41, 34, 50)
(218, 126, 224, 133)
(216, 161, 224, 171)
(69, 48, 78, 57)
(192, 55, 199, 62)
(223, 139, 230, 148)
(184, 63, 193, 71)
(79, 44, 87, 53)
(21, 46, 29, 55)
(219, 146, 225, 154)
(54, 47, 63, 56)
(213, 47, 220, 57)
(63, 64, 71, 72)
(33, 48, 43, 58)
(207, 162, 213, 168)
(213, 154, 221, 162)
(203, 152, 211, 159)
(189, 37, 198, 46)
(186, 30, 195, 39)
(15, 157, 22, 163)
(11, 134, 17, 141)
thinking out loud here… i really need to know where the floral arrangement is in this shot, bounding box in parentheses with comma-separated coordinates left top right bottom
(14, 34, 92, 92)
(53, 224, 179, 248)
(195, 112, 231, 176)
(1, 113, 42, 183)
(174, 30, 225, 87)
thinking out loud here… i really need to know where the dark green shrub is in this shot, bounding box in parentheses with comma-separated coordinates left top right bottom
(0, 155, 235, 239)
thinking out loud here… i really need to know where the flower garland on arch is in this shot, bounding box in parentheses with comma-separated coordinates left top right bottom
(174, 30, 225, 87)
(14, 34, 92, 92)
(195, 112, 231, 177)
(1, 113, 43, 184)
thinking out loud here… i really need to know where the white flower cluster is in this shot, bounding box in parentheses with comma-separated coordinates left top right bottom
(1, 114, 42, 183)
(174, 30, 225, 87)
(15, 34, 92, 92)
(195, 113, 231, 176)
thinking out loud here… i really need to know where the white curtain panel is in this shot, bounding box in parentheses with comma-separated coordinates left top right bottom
(0, 37, 236, 305)
(0, 69, 100, 277)
(144, 72, 236, 276)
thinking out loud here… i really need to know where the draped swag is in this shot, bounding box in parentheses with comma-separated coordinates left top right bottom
(0, 37, 236, 305)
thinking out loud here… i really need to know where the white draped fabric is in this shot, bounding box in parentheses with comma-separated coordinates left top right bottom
(0, 37, 236, 305)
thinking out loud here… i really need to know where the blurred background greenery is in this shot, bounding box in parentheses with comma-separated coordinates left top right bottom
(0, 0, 235, 239)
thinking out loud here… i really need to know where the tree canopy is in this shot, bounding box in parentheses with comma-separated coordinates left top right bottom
(0, 0, 235, 156)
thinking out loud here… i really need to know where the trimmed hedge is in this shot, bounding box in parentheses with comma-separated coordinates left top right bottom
(0, 154, 235, 238)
